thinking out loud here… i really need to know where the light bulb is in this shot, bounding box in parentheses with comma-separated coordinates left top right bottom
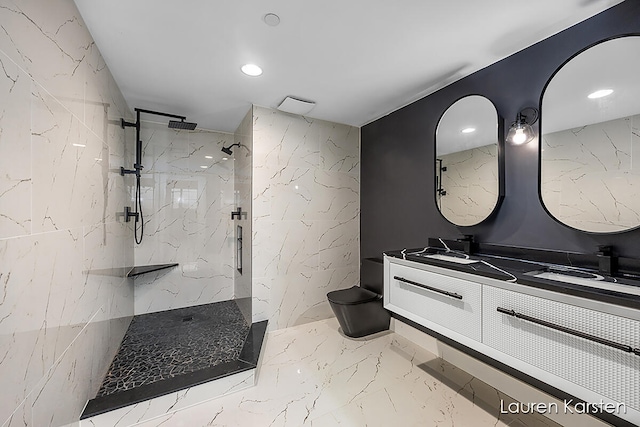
(241, 64, 263, 77)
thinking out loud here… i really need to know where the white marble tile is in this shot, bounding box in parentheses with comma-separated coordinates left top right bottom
(318, 219, 359, 271)
(319, 121, 360, 175)
(310, 169, 360, 222)
(541, 115, 640, 232)
(83, 41, 111, 141)
(438, 144, 499, 226)
(0, 223, 129, 422)
(134, 266, 234, 314)
(0, 51, 31, 239)
(0, 1, 133, 423)
(251, 277, 271, 324)
(84, 221, 128, 276)
(0, 0, 90, 119)
(31, 321, 97, 427)
(31, 83, 108, 232)
(254, 219, 319, 278)
(256, 266, 358, 331)
(253, 105, 320, 168)
(104, 144, 128, 224)
(2, 399, 30, 427)
(120, 318, 559, 427)
(269, 166, 316, 221)
(251, 107, 360, 334)
(251, 164, 274, 220)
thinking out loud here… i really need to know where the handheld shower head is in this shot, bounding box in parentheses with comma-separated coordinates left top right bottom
(168, 119, 197, 130)
(221, 143, 240, 156)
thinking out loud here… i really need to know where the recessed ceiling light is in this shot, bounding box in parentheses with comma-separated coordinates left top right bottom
(588, 89, 613, 99)
(200, 165, 208, 169)
(241, 64, 262, 77)
(222, 157, 229, 161)
(461, 127, 476, 134)
(264, 13, 280, 27)
(205, 155, 213, 159)
(72, 143, 86, 147)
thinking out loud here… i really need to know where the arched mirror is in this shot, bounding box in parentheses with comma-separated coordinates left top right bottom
(436, 95, 502, 226)
(541, 36, 640, 233)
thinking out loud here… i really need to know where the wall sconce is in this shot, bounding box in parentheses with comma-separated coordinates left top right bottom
(506, 107, 539, 145)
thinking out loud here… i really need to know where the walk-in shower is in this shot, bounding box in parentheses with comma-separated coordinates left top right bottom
(120, 108, 197, 244)
(79, 114, 265, 421)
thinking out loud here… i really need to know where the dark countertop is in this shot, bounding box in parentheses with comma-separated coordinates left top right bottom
(385, 247, 640, 311)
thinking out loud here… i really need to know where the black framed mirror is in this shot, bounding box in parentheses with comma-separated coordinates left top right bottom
(435, 95, 504, 226)
(540, 35, 640, 233)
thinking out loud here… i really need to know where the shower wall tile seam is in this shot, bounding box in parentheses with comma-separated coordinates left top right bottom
(0, 304, 107, 426)
(0, 220, 129, 241)
(0, 47, 127, 148)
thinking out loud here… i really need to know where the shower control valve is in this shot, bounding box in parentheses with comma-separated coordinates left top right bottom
(123, 206, 139, 223)
(231, 207, 247, 220)
(120, 164, 143, 177)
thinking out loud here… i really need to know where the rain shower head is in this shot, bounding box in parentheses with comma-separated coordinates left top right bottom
(221, 143, 240, 156)
(168, 119, 197, 130)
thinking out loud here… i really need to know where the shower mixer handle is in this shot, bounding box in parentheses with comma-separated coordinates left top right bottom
(231, 207, 246, 220)
(117, 206, 139, 223)
(120, 164, 144, 177)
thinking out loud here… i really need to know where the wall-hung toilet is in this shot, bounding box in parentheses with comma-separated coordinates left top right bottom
(327, 258, 390, 338)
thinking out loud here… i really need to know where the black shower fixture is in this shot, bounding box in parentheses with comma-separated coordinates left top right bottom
(221, 142, 241, 155)
(120, 108, 198, 244)
(168, 119, 197, 130)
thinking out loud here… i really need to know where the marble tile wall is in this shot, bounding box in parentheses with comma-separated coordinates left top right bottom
(542, 115, 640, 232)
(437, 144, 499, 226)
(133, 123, 236, 315)
(233, 108, 253, 323)
(0, 0, 134, 425)
(251, 106, 360, 330)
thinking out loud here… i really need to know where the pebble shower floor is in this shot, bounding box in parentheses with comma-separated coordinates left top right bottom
(97, 300, 250, 397)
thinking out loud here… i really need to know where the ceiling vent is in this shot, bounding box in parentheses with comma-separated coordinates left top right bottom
(277, 96, 316, 115)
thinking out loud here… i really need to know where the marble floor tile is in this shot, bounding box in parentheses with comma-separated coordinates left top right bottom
(133, 317, 559, 427)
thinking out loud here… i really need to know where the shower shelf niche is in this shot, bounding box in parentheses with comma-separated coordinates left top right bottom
(127, 263, 179, 277)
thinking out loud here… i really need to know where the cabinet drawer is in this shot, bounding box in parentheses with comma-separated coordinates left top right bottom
(483, 286, 640, 411)
(387, 262, 482, 341)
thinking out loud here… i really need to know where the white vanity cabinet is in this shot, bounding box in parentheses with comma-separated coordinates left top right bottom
(383, 255, 640, 425)
(483, 285, 640, 414)
(385, 258, 482, 341)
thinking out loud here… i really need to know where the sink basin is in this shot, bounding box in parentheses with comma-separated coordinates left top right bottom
(422, 253, 480, 265)
(530, 270, 604, 286)
(526, 269, 640, 296)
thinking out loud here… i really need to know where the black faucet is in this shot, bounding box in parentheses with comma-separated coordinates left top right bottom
(597, 245, 617, 276)
(457, 235, 475, 255)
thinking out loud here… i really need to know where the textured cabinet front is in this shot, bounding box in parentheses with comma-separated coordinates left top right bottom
(388, 262, 482, 341)
(483, 286, 640, 411)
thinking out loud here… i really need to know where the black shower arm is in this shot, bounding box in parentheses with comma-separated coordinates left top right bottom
(134, 108, 186, 121)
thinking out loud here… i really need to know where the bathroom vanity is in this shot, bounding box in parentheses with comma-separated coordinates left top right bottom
(384, 244, 640, 426)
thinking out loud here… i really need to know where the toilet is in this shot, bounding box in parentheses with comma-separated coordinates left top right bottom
(327, 258, 390, 338)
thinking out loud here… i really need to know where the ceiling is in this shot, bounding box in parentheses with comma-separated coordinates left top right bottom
(73, 0, 623, 134)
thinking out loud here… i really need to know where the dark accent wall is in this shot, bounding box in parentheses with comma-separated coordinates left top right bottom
(361, 1, 640, 260)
